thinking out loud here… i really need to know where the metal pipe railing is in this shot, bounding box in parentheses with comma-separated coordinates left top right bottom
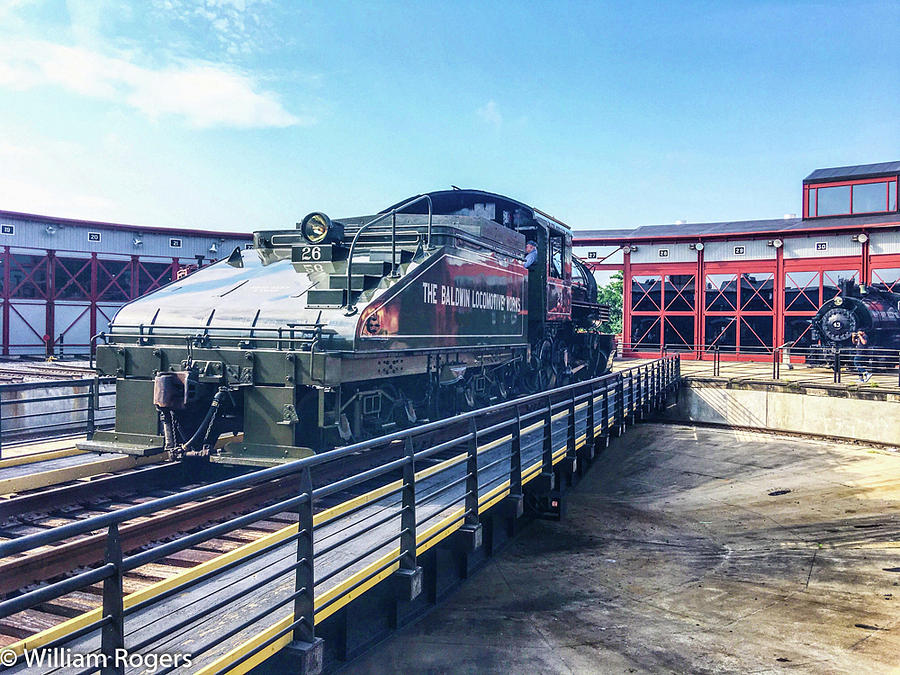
(0, 377, 115, 456)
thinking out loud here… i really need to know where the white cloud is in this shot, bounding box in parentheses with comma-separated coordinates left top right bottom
(0, 38, 307, 128)
(0, 138, 117, 218)
(477, 100, 502, 127)
(159, 0, 272, 55)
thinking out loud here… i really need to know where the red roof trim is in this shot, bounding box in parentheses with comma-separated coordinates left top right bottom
(0, 208, 251, 239)
(574, 219, 900, 246)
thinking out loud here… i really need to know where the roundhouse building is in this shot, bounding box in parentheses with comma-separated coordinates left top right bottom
(574, 161, 900, 359)
(0, 210, 250, 356)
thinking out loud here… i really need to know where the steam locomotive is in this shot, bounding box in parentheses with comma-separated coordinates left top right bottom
(810, 279, 900, 362)
(81, 190, 615, 466)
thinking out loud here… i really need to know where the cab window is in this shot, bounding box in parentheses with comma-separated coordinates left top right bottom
(549, 234, 563, 279)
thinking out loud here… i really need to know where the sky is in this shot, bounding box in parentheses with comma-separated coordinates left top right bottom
(0, 0, 898, 234)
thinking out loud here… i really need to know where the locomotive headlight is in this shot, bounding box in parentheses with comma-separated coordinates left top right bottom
(834, 297, 843, 306)
(299, 212, 343, 244)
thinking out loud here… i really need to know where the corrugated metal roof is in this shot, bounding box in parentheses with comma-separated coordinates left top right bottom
(0, 208, 250, 239)
(575, 212, 900, 243)
(804, 161, 900, 183)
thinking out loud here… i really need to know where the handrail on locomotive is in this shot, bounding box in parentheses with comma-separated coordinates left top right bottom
(345, 193, 433, 314)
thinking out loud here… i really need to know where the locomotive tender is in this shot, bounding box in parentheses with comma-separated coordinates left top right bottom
(82, 190, 615, 466)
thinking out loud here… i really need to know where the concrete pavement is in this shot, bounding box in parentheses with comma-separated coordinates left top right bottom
(349, 423, 900, 674)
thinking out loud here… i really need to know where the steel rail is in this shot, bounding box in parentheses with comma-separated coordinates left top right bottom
(0, 474, 302, 594)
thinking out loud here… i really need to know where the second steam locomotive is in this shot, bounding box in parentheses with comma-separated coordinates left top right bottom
(810, 278, 900, 357)
(82, 190, 615, 466)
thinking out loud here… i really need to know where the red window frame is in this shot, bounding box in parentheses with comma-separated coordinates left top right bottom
(803, 177, 898, 218)
(702, 261, 776, 357)
(628, 263, 697, 355)
(869, 253, 900, 292)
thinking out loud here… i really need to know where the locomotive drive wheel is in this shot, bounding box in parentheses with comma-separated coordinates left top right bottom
(551, 338, 571, 388)
(531, 339, 553, 392)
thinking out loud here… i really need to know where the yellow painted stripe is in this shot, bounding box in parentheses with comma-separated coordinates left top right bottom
(0, 453, 162, 495)
(478, 433, 512, 454)
(551, 410, 567, 422)
(416, 452, 466, 480)
(479, 483, 511, 513)
(312, 479, 402, 527)
(0, 447, 84, 469)
(575, 402, 587, 413)
(196, 615, 293, 675)
(478, 480, 510, 508)
(521, 459, 544, 484)
(314, 450, 470, 527)
(315, 547, 402, 622)
(521, 420, 543, 435)
(416, 507, 466, 555)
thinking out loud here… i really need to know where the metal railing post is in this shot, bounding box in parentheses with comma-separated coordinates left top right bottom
(586, 382, 596, 452)
(399, 438, 416, 571)
(390, 212, 399, 278)
(653, 362, 659, 407)
(628, 371, 635, 423)
(601, 378, 610, 438)
(293, 467, 316, 644)
(87, 376, 98, 438)
(615, 374, 625, 431)
(465, 418, 480, 525)
(0, 396, 3, 459)
(100, 524, 125, 675)
(565, 389, 577, 481)
(634, 370, 640, 418)
(542, 395, 554, 472)
(833, 349, 841, 384)
(509, 406, 523, 497)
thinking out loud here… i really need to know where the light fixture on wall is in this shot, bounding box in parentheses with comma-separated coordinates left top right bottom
(208, 242, 218, 255)
(689, 242, 704, 251)
(852, 233, 869, 243)
(626, 245, 638, 253)
(45, 225, 57, 235)
(133, 235, 143, 247)
(767, 239, 783, 248)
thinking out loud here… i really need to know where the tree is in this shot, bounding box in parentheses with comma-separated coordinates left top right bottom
(596, 270, 623, 335)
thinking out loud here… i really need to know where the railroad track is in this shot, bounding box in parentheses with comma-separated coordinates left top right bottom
(0, 361, 98, 383)
(0, 471, 298, 645)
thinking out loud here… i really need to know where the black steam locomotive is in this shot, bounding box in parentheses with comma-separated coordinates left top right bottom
(81, 190, 615, 465)
(810, 279, 900, 362)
